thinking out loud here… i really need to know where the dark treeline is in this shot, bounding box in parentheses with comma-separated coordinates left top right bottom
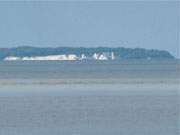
(0, 46, 174, 60)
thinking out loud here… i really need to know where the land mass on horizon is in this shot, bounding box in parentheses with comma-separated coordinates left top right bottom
(0, 46, 174, 61)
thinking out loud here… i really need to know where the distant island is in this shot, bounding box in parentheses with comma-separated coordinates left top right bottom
(0, 46, 174, 61)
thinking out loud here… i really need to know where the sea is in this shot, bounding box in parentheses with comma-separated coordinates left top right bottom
(0, 60, 179, 135)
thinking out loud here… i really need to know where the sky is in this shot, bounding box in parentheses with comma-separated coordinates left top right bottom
(0, 1, 179, 57)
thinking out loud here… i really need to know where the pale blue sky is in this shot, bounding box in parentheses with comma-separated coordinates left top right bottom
(0, 1, 179, 57)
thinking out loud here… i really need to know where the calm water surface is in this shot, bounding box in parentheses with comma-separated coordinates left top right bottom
(0, 60, 179, 135)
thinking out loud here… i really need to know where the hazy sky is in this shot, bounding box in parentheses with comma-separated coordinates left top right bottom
(0, 1, 179, 57)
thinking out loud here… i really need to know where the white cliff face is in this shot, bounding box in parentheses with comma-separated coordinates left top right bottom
(4, 52, 115, 61)
(93, 53, 108, 60)
(98, 54, 108, 60)
(4, 56, 21, 61)
(111, 52, 115, 60)
(80, 54, 86, 60)
(4, 55, 79, 61)
(66, 54, 78, 60)
(93, 53, 98, 60)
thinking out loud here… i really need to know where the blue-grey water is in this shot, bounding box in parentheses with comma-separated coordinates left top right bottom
(0, 60, 179, 135)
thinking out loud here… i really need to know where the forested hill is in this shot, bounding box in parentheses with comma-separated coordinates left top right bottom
(0, 46, 174, 60)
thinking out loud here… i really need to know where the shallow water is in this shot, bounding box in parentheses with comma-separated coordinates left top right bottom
(0, 60, 179, 135)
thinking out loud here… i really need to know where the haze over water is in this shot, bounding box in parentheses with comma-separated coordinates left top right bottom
(0, 60, 179, 135)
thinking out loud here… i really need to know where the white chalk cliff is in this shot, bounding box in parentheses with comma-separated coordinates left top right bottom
(4, 52, 115, 61)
